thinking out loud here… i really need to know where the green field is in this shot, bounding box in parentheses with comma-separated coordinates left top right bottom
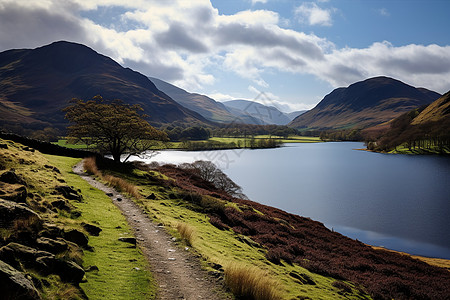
(55, 135, 322, 151)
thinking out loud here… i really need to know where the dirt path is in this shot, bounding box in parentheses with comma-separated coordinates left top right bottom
(73, 161, 231, 300)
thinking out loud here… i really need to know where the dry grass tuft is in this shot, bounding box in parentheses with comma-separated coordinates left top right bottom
(176, 222, 195, 246)
(83, 157, 99, 176)
(102, 174, 141, 199)
(224, 263, 283, 300)
(83, 157, 141, 199)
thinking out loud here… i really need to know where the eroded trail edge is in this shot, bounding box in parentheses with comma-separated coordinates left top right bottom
(73, 161, 230, 300)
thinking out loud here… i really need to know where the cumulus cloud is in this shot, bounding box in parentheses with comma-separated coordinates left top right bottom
(295, 2, 333, 27)
(0, 0, 449, 101)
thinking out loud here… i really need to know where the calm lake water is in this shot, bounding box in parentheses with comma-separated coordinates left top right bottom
(132, 142, 450, 259)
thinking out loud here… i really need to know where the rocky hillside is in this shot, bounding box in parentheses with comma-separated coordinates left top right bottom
(0, 41, 208, 135)
(0, 140, 90, 298)
(289, 76, 440, 130)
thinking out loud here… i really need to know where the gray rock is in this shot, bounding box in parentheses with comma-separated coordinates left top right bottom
(64, 229, 89, 248)
(36, 237, 68, 254)
(81, 222, 102, 236)
(0, 170, 27, 186)
(54, 186, 82, 201)
(118, 237, 137, 245)
(0, 198, 41, 228)
(0, 184, 28, 203)
(0, 243, 53, 270)
(0, 259, 41, 299)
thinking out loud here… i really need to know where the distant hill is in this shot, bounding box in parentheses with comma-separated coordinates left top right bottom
(0, 41, 208, 133)
(289, 76, 441, 130)
(223, 100, 294, 125)
(411, 91, 450, 125)
(149, 77, 237, 123)
(365, 91, 450, 153)
(286, 110, 307, 121)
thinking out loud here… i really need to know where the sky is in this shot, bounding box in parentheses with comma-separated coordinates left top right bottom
(0, 0, 449, 112)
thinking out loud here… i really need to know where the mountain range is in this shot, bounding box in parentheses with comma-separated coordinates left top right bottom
(150, 78, 304, 125)
(0, 41, 208, 131)
(289, 77, 441, 130)
(0, 41, 445, 135)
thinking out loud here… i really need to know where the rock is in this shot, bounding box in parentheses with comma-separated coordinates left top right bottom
(54, 186, 82, 201)
(85, 265, 99, 272)
(38, 223, 63, 239)
(36, 237, 68, 254)
(81, 222, 102, 236)
(0, 183, 28, 203)
(146, 193, 156, 199)
(64, 229, 89, 248)
(0, 170, 27, 186)
(0, 259, 41, 300)
(118, 237, 137, 245)
(36, 256, 85, 283)
(0, 198, 41, 228)
(43, 165, 60, 174)
(50, 199, 71, 211)
(0, 243, 53, 271)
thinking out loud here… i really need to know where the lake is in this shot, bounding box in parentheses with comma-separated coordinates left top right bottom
(131, 142, 450, 259)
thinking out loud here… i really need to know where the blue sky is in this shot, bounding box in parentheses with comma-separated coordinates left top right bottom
(0, 0, 449, 112)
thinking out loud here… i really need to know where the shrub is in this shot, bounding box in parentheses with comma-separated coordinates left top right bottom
(224, 263, 282, 300)
(176, 222, 195, 246)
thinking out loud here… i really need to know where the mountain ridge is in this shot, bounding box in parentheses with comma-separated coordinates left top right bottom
(289, 76, 441, 130)
(0, 41, 208, 133)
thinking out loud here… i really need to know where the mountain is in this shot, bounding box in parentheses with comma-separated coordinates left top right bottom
(223, 100, 293, 125)
(365, 91, 450, 153)
(0, 41, 208, 132)
(411, 91, 450, 125)
(286, 110, 307, 121)
(149, 77, 237, 123)
(289, 76, 441, 130)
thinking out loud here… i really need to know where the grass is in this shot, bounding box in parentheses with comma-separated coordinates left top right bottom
(176, 222, 195, 246)
(210, 135, 322, 145)
(55, 135, 321, 152)
(44, 154, 156, 299)
(117, 169, 368, 299)
(388, 144, 450, 155)
(224, 263, 282, 300)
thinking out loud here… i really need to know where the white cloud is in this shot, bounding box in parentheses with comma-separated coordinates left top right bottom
(295, 2, 333, 27)
(0, 0, 449, 102)
(251, 0, 268, 5)
(378, 8, 390, 17)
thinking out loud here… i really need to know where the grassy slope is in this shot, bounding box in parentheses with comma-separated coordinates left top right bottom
(103, 167, 369, 300)
(44, 155, 156, 299)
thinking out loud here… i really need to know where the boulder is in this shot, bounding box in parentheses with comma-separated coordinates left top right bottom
(36, 237, 68, 254)
(0, 183, 28, 203)
(0, 243, 53, 271)
(81, 222, 102, 236)
(0, 170, 27, 186)
(54, 186, 82, 201)
(38, 223, 64, 240)
(146, 193, 156, 199)
(0, 260, 41, 300)
(0, 198, 41, 228)
(64, 229, 89, 248)
(50, 199, 71, 211)
(118, 237, 137, 245)
(35, 256, 85, 283)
